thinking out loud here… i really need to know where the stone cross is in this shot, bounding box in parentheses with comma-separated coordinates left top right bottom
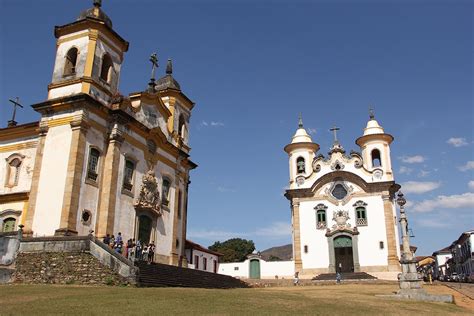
(8, 97, 23, 127)
(148, 53, 158, 89)
(329, 125, 340, 143)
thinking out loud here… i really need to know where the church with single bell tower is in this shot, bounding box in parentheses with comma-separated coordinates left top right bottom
(284, 113, 402, 279)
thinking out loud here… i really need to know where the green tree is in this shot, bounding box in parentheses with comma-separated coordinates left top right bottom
(209, 238, 255, 263)
(268, 255, 282, 262)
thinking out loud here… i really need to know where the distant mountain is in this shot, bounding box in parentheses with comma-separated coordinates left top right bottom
(260, 244, 292, 261)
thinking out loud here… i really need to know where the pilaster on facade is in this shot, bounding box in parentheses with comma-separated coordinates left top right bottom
(23, 126, 49, 235)
(55, 118, 90, 236)
(382, 193, 401, 271)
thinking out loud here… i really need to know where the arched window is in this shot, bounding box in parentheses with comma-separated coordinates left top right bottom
(2, 217, 16, 232)
(314, 203, 328, 229)
(6, 158, 21, 187)
(64, 47, 78, 76)
(100, 53, 113, 83)
(122, 160, 135, 191)
(178, 114, 186, 139)
(353, 200, 368, 226)
(5, 153, 24, 187)
(296, 157, 305, 174)
(162, 178, 171, 207)
(371, 149, 382, 168)
(87, 148, 100, 182)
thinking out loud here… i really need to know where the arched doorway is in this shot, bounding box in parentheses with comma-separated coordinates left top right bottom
(249, 259, 261, 279)
(334, 236, 354, 273)
(137, 215, 152, 245)
(2, 217, 16, 232)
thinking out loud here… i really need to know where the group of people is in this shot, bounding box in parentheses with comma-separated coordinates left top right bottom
(102, 232, 156, 264)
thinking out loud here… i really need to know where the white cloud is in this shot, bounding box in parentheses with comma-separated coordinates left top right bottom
(199, 121, 224, 128)
(418, 170, 430, 178)
(469, 181, 474, 191)
(415, 218, 451, 228)
(401, 181, 441, 194)
(411, 192, 474, 213)
(217, 186, 236, 193)
(399, 155, 426, 164)
(307, 128, 317, 135)
(210, 121, 225, 127)
(255, 222, 291, 237)
(187, 222, 292, 241)
(187, 229, 243, 241)
(447, 137, 468, 147)
(399, 166, 413, 175)
(459, 161, 474, 172)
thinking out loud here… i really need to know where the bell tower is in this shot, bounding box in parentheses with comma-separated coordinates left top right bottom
(284, 115, 320, 189)
(356, 110, 394, 182)
(48, 0, 129, 105)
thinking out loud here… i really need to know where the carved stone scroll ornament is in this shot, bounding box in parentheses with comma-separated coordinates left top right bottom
(331, 210, 351, 231)
(134, 170, 162, 216)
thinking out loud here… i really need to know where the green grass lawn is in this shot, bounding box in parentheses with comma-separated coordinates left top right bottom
(0, 283, 470, 315)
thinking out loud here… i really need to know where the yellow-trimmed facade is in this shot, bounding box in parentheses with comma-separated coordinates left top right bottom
(0, 2, 197, 267)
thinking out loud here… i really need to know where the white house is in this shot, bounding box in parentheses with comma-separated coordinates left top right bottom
(432, 246, 451, 280)
(185, 240, 221, 273)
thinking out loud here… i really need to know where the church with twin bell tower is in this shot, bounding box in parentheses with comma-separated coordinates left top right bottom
(284, 113, 402, 279)
(0, 1, 196, 266)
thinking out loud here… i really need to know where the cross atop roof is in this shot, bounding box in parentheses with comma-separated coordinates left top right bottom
(329, 125, 340, 143)
(8, 97, 23, 127)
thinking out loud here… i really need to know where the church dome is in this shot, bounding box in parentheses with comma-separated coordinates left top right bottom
(291, 127, 313, 144)
(363, 118, 385, 136)
(155, 59, 181, 91)
(77, 1, 113, 29)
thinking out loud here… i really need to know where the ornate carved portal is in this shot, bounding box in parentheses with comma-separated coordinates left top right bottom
(134, 170, 162, 216)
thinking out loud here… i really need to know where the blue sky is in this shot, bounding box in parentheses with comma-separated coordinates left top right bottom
(1, 0, 472, 255)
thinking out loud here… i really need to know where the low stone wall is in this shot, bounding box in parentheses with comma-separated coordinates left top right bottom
(12, 252, 127, 285)
(0, 234, 20, 266)
(18, 235, 137, 284)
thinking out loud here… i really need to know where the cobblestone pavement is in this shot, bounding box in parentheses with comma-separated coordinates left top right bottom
(442, 282, 474, 300)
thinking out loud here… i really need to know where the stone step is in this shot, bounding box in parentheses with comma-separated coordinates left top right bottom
(312, 272, 377, 281)
(137, 262, 248, 288)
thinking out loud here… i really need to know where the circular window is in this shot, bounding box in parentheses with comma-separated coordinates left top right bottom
(332, 184, 348, 200)
(81, 210, 91, 225)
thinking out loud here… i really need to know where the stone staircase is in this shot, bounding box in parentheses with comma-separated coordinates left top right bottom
(312, 272, 377, 281)
(137, 262, 249, 289)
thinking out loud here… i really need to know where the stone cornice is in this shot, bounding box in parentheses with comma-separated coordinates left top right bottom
(0, 191, 29, 204)
(285, 170, 400, 200)
(284, 142, 320, 154)
(355, 133, 394, 147)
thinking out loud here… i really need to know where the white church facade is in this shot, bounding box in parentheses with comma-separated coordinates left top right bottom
(219, 114, 402, 280)
(0, 1, 196, 266)
(284, 114, 402, 278)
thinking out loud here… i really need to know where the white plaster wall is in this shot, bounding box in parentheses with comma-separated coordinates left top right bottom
(94, 39, 122, 93)
(261, 261, 294, 278)
(299, 193, 392, 270)
(299, 199, 330, 269)
(219, 259, 295, 278)
(360, 141, 393, 181)
(189, 249, 219, 273)
(0, 138, 38, 195)
(219, 261, 249, 278)
(288, 148, 315, 189)
(49, 83, 83, 100)
(51, 32, 89, 83)
(32, 124, 72, 236)
(75, 126, 106, 236)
